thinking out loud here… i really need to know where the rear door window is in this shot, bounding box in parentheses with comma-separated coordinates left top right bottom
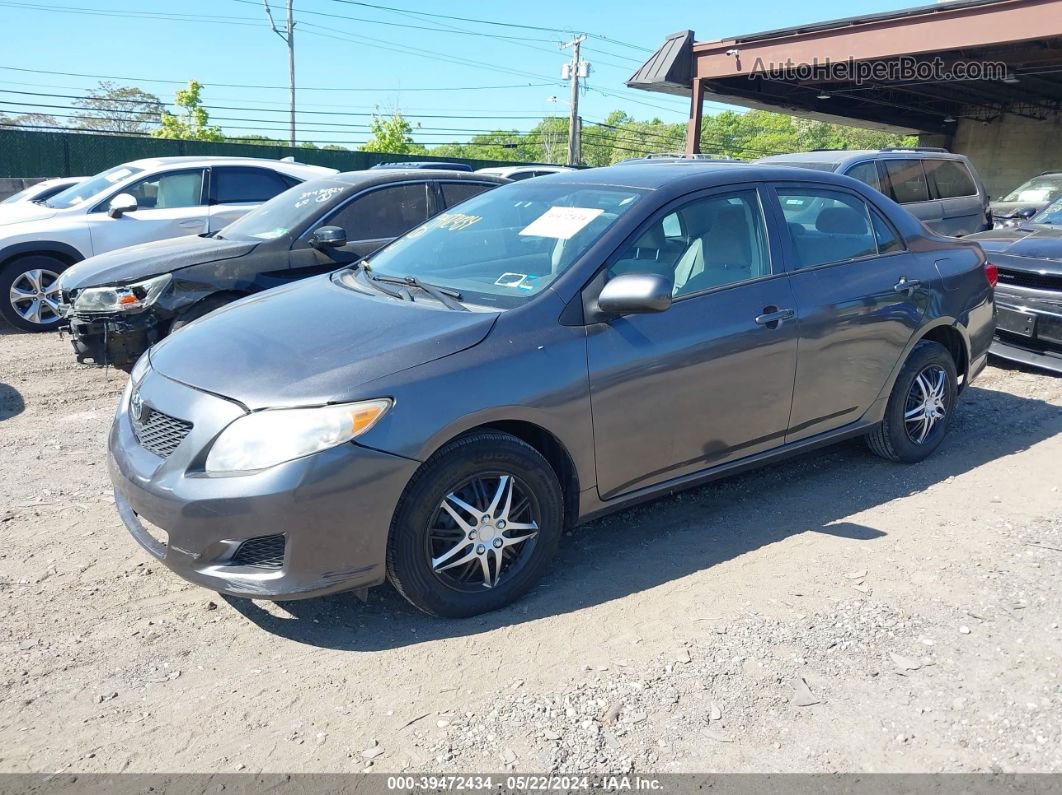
(327, 182, 430, 240)
(882, 160, 930, 204)
(776, 188, 878, 269)
(440, 181, 495, 208)
(924, 159, 977, 198)
(211, 167, 292, 204)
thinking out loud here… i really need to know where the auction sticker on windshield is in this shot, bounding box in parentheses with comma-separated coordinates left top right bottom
(519, 207, 604, 240)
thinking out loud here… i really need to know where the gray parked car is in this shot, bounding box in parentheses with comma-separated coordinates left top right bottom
(108, 164, 995, 617)
(757, 148, 990, 237)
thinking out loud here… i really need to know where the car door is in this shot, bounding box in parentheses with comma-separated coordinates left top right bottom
(207, 166, 296, 233)
(771, 183, 932, 443)
(923, 159, 983, 236)
(87, 168, 207, 255)
(880, 158, 944, 232)
(585, 186, 799, 500)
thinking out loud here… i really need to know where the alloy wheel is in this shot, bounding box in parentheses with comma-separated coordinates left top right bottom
(426, 473, 540, 591)
(903, 365, 949, 444)
(9, 268, 62, 326)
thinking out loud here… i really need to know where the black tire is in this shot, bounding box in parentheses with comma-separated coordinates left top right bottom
(386, 431, 564, 618)
(169, 293, 238, 334)
(0, 254, 70, 332)
(867, 340, 958, 463)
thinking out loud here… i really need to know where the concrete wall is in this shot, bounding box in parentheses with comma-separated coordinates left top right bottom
(946, 114, 1062, 199)
(0, 177, 51, 202)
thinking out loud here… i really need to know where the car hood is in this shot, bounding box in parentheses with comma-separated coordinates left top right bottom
(0, 202, 58, 227)
(968, 225, 1062, 262)
(149, 274, 499, 409)
(60, 234, 259, 289)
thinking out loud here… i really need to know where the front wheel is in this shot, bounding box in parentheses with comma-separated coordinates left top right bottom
(386, 431, 564, 617)
(866, 339, 958, 463)
(0, 255, 69, 332)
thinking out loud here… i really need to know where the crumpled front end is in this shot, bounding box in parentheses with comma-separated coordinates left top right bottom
(64, 309, 165, 369)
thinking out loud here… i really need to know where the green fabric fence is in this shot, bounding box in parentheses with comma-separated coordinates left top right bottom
(0, 129, 535, 178)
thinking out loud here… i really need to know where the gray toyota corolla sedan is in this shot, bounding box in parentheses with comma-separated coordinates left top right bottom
(109, 164, 996, 617)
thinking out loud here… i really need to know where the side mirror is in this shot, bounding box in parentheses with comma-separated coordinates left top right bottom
(1015, 206, 1038, 220)
(108, 193, 137, 218)
(310, 225, 347, 249)
(597, 273, 673, 316)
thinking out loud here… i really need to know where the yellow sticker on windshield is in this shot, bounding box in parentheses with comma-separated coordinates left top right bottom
(519, 207, 604, 240)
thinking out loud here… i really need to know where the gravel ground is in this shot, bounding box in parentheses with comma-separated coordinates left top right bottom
(0, 326, 1060, 775)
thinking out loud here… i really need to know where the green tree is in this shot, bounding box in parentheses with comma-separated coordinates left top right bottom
(360, 110, 426, 155)
(153, 81, 224, 142)
(73, 81, 162, 135)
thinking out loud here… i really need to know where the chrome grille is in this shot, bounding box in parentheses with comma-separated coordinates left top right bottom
(132, 405, 193, 459)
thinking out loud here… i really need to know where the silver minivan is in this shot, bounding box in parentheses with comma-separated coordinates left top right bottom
(757, 148, 990, 237)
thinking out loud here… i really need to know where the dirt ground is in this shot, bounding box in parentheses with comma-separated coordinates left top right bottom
(1, 324, 1060, 775)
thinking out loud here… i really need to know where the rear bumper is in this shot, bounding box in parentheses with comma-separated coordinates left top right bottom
(107, 368, 420, 600)
(992, 286, 1062, 375)
(66, 311, 164, 369)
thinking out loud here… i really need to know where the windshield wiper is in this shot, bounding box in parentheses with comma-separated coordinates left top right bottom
(370, 274, 468, 311)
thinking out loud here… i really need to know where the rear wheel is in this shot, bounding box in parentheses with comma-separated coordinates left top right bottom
(867, 340, 957, 463)
(0, 255, 68, 332)
(386, 431, 563, 617)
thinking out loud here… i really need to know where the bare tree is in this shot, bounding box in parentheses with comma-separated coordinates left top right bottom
(72, 81, 163, 135)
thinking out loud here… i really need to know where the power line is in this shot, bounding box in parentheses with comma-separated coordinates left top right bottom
(0, 65, 559, 93)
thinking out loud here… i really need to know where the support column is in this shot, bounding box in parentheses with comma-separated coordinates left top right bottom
(686, 79, 704, 155)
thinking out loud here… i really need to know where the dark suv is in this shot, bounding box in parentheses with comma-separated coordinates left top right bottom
(58, 170, 505, 368)
(757, 148, 990, 237)
(108, 164, 995, 617)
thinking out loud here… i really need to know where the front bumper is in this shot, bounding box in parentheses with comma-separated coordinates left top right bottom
(107, 366, 420, 600)
(66, 310, 164, 369)
(991, 285, 1062, 374)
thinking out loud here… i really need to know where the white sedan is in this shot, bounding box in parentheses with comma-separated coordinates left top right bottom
(0, 156, 336, 331)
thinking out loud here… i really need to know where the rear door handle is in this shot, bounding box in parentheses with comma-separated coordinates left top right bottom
(754, 308, 795, 328)
(893, 276, 922, 294)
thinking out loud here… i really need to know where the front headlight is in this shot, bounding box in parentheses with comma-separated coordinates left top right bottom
(73, 273, 171, 313)
(204, 399, 392, 474)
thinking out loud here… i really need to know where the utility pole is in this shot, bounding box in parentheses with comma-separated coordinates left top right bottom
(561, 35, 587, 166)
(263, 0, 296, 147)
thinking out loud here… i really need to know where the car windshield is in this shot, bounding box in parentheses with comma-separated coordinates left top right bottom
(1002, 175, 1062, 204)
(1032, 197, 1062, 225)
(45, 165, 144, 208)
(362, 182, 644, 307)
(219, 180, 348, 241)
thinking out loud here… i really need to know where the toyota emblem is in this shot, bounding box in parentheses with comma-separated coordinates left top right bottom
(130, 389, 144, 422)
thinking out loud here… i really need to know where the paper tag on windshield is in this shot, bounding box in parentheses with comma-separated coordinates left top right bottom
(519, 207, 604, 240)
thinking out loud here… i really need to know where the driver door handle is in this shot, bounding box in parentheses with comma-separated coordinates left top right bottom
(893, 276, 921, 294)
(754, 308, 795, 328)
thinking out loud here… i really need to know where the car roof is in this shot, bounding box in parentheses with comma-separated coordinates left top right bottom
(308, 169, 509, 189)
(758, 149, 971, 165)
(123, 155, 337, 176)
(539, 163, 865, 192)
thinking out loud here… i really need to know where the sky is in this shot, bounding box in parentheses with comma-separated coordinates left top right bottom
(0, 0, 920, 149)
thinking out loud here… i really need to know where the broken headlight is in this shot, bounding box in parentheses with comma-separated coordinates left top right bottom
(73, 273, 171, 313)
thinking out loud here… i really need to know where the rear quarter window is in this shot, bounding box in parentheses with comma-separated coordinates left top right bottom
(924, 160, 978, 199)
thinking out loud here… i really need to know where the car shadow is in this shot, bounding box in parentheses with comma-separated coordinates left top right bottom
(225, 382, 1062, 650)
(0, 383, 25, 421)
